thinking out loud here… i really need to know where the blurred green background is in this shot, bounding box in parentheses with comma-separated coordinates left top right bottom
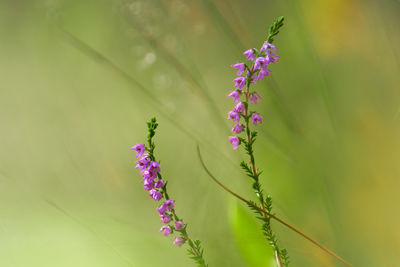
(0, 0, 399, 266)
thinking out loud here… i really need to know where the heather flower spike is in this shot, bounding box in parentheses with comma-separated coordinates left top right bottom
(226, 16, 290, 266)
(132, 117, 208, 267)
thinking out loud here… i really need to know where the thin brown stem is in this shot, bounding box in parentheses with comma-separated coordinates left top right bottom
(197, 145, 353, 267)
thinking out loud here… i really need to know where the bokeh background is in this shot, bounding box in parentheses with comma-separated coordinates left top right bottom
(0, 0, 399, 266)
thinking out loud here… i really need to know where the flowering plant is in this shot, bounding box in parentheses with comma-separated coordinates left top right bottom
(226, 16, 289, 266)
(132, 118, 207, 266)
(131, 16, 352, 267)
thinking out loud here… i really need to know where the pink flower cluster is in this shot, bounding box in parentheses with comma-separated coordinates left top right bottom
(132, 144, 163, 200)
(131, 144, 185, 246)
(227, 42, 279, 149)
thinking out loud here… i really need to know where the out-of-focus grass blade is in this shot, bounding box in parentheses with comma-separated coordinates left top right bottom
(121, 9, 229, 131)
(198, 0, 245, 51)
(288, 1, 338, 137)
(264, 78, 306, 136)
(230, 201, 274, 267)
(57, 27, 240, 170)
(45, 199, 136, 267)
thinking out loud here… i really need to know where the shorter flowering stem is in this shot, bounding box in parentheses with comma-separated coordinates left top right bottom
(133, 118, 208, 267)
(197, 145, 353, 267)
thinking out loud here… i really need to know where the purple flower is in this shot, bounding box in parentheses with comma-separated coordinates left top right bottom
(228, 136, 240, 150)
(143, 168, 157, 180)
(251, 113, 262, 125)
(154, 179, 164, 189)
(265, 53, 279, 64)
(135, 155, 150, 172)
(160, 226, 172, 236)
(164, 199, 175, 211)
(149, 189, 162, 201)
(271, 53, 280, 63)
(232, 124, 243, 134)
(227, 110, 240, 123)
(157, 204, 167, 215)
(174, 237, 184, 246)
(243, 48, 256, 61)
(227, 90, 240, 103)
(149, 161, 161, 174)
(250, 93, 262, 104)
(254, 68, 271, 82)
(175, 221, 184, 230)
(160, 214, 171, 224)
(232, 62, 245, 75)
(260, 42, 277, 53)
(233, 77, 246, 90)
(131, 144, 145, 158)
(254, 57, 268, 71)
(234, 102, 245, 114)
(143, 179, 154, 191)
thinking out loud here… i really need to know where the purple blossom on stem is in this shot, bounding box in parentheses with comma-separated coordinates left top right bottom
(254, 57, 269, 71)
(254, 69, 271, 82)
(232, 62, 245, 75)
(227, 90, 240, 103)
(149, 189, 162, 201)
(149, 161, 161, 174)
(232, 124, 243, 134)
(265, 53, 279, 64)
(135, 155, 150, 171)
(250, 93, 262, 104)
(233, 77, 246, 90)
(160, 214, 171, 224)
(157, 203, 167, 215)
(164, 199, 175, 211)
(243, 48, 256, 61)
(234, 102, 245, 114)
(260, 42, 277, 53)
(131, 144, 145, 158)
(251, 113, 263, 126)
(227, 110, 240, 123)
(175, 221, 184, 230)
(143, 169, 157, 180)
(143, 179, 154, 191)
(174, 237, 184, 246)
(154, 179, 164, 189)
(228, 136, 240, 150)
(160, 226, 172, 236)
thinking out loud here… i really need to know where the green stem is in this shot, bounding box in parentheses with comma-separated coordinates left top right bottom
(243, 80, 284, 267)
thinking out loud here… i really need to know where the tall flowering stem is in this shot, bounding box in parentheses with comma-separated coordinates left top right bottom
(227, 16, 289, 266)
(132, 117, 208, 267)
